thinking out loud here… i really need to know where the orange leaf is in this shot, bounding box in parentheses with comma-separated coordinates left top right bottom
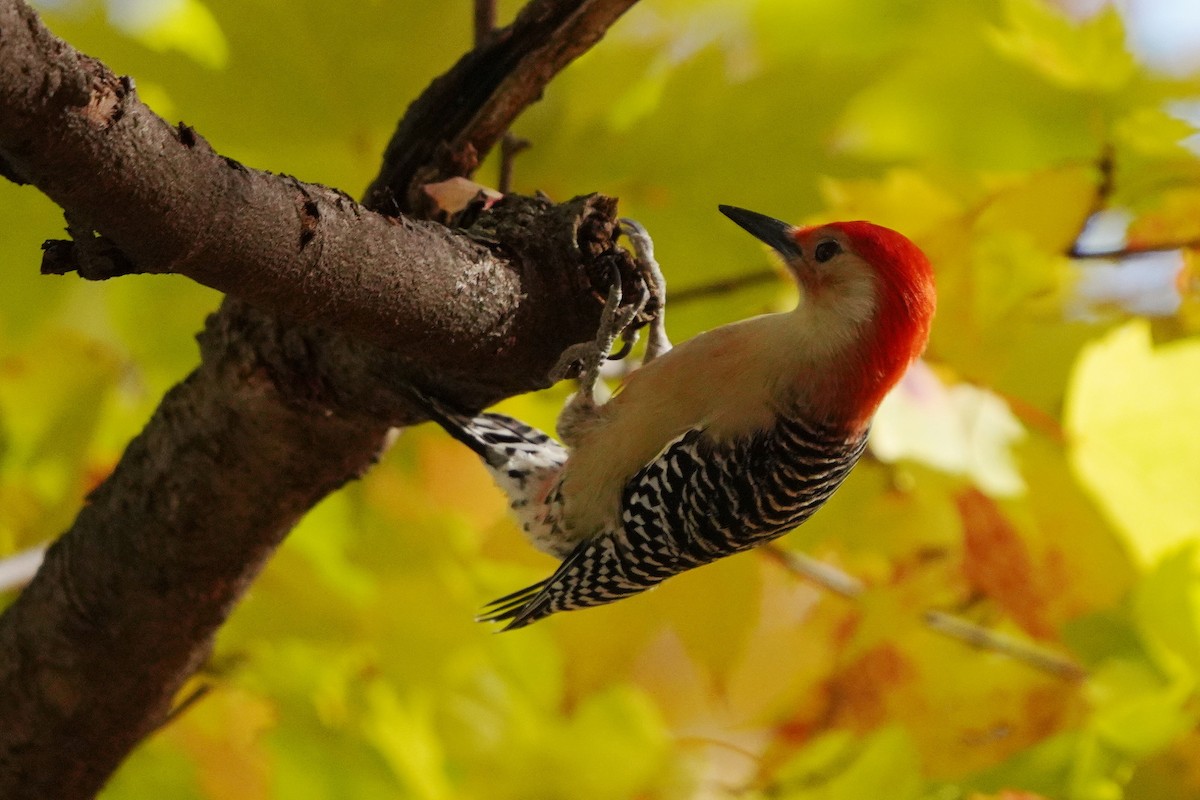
(957, 489, 1052, 639)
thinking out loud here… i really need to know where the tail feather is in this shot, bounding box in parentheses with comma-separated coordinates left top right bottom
(401, 384, 565, 469)
(403, 383, 573, 630)
(400, 384, 498, 463)
(476, 579, 549, 627)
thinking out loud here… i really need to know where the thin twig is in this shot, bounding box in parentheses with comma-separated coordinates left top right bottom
(154, 683, 212, 732)
(474, 0, 497, 46)
(924, 610, 1087, 682)
(1069, 240, 1200, 260)
(1063, 144, 1115, 259)
(1086, 143, 1115, 221)
(474, 0, 531, 195)
(1062, 144, 1200, 261)
(670, 268, 780, 305)
(762, 545, 864, 599)
(764, 547, 1087, 682)
(499, 134, 531, 194)
(366, 0, 641, 212)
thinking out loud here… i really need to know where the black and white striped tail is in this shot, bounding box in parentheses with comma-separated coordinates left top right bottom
(402, 385, 565, 470)
(404, 383, 573, 576)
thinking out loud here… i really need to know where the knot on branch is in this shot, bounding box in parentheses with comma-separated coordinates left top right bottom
(40, 215, 140, 280)
(463, 191, 647, 323)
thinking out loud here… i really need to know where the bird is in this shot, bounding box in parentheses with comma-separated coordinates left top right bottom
(406, 206, 936, 629)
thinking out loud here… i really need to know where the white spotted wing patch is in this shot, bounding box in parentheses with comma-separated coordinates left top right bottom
(402, 385, 571, 559)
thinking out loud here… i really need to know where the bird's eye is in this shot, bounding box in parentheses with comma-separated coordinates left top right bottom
(814, 240, 841, 263)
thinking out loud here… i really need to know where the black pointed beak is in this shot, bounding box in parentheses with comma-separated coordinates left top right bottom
(718, 205, 802, 260)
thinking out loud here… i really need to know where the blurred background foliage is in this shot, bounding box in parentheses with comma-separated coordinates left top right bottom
(2, 0, 1200, 797)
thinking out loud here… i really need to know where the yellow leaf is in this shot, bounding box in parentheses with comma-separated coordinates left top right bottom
(1115, 106, 1198, 159)
(975, 165, 1098, 254)
(364, 685, 453, 800)
(115, 0, 230, 70)
(1066, 320, 1200, 562)
(1127, 188, 1200, 250)
(989, 0, 1135, 92)
(817, 170, 962, 239)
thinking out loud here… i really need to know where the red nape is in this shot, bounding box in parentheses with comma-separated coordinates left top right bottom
(833, 221, 937, 426)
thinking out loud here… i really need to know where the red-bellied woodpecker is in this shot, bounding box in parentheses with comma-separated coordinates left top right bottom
(408, 206, 936, 629)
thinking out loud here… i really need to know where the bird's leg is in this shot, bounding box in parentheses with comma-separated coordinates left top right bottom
(551, 218, 670, 445)
(618, 218, 671, 364)
(548, 264, 646, 385)
(552, 264, 649, 446)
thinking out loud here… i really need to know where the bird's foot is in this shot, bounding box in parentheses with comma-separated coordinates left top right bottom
(549, 262, 649, 389)
(550, 219, 670, 446)
(617, 218, 671, 364)
(552, 262, 649, 445)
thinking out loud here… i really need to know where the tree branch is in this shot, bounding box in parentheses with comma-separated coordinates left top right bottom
(0, 13, 624, 385)
(365, 0, 639, 214)
(0, 0, 641, 794)
(0, 307, 393, 797)
(1068, 240, 1200, 260)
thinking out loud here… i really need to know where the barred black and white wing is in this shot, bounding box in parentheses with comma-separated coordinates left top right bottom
(482, 415, 868, 629)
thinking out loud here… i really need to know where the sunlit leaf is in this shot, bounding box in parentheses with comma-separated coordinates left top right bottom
(872, 362, 1027, 497)
(111, 0, 229, 69)
(1065, 320, 1200, 562)
(975, 165, 1098, 254)
(989, 0, 1135, 92)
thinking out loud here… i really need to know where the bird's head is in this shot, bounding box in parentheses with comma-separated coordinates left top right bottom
(719, 204, 936, 428)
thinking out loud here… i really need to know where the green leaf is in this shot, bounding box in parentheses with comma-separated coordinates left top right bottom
(772, 727, 924, 800)
(1086, 658, 1193, 759)
(100, 735, 204, 800)
(1133, 546, 1200, 674)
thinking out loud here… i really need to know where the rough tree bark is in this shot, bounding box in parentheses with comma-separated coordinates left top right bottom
(0, 0, 640, 795)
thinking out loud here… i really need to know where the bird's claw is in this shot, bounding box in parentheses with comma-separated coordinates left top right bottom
(551, 219, 671, 446)
(550, 218, 670, 386)
(617, 218, 671, 364)
(549, 262, 649, 389)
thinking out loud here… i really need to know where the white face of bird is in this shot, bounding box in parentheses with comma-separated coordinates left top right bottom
(719, 204, 936, 424)
(787, 226, 879, 318)
(718, 207, 880, 355)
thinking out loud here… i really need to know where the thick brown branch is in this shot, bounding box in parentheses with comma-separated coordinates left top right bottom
(0, 22, 614, 384)
(0, 307, 392, 798)
(0, 0, 641, 794)
(365, 0, 639, 213)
